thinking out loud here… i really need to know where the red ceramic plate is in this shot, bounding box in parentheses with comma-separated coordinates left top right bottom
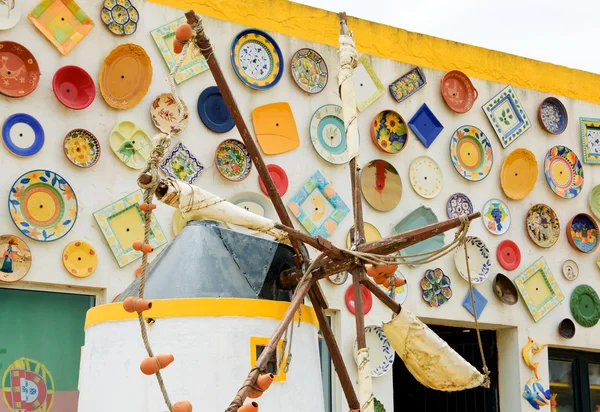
(440, 70, 478, 113)
(345, 284, 373, 316)
(259, 164, 288, 196)
(497, 240, 521, 271)
(0, 41, 41, 98)
(52, 65, 96, 110)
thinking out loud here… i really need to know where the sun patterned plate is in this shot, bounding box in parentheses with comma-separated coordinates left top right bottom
(389, 66, 426, 103)
(215, 139, 252, 182)
(360, 159, 402, 212)
(228, 191, 276, 236)
(353, 325, 394, 378)
(253, 102, 300, 155)
(370, 109, 408, 154)
(2, 113, 44, 157)
(440, 70, 478, 113)
(544, 145, 584, 199)
(8, 169, 77, 242)
(101, 0, 138, 35)
(150, 93, 189, 134)
(589, 184, 600, 221)
(570, 285, 600, 327)
(394, 206, 444, 267)
(538, 97, 567, 135)
(0, 0, 22, 30)
(258, 164, 288, 197)
(409, 156, 442, 199)
(109, 121, 152, 169)
(290, 48, 328, 94)
(446, 193, 473, 219)
(63, 129, 100, 168)
(526, 204, 560, 248)
(514, 257, 564, 322)
(160, 142, 203, 184)
(0, 41, 40, 97)
(346, 222, 382, 248)
(354, 56, 384, 112)
(580, 117, 600, 164)
(449, 125, 493, 182)
(230, 28, 283, 90)
(500, 148, 537, 200)
(567, 213, 599, 253)
(497, 240, 521, 271)
(62, 240, 97, 278)
(482, 198, 511, 235)
(408, 103, 443, 148)
(482, 85, 531, 148)
(454, 236, 491, 284)
(562, 259, 579, 281)
(198, 86, 234, 133)
(310, 104, 349, 164)
(0, 234, 31, 282)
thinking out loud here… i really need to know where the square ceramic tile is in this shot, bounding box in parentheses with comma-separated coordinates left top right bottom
(482, 85, 531, 148)
(287, 170, 350, 238)
(514, 257, 564, 322)
(389, 66, 426, 103)
(150, 16, 209, 84)
(462, 288, 488, 319)
(354, 56, 384, 112)
(160, 142, 204, 183)
(580, 117, 600, 164)
(408, 103, 444, 148)
(93, 190, 167, 268)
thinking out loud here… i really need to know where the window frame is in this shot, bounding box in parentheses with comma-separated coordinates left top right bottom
(549, 347, 600, 412)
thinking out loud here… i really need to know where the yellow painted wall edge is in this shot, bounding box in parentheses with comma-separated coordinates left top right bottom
(149, 0, 600, 105)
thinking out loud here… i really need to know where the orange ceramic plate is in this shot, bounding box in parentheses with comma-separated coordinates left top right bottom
(99, 43, 152, 110)
(500, 148, 538, 200)
(62, 240, 98, 278)
(252, 102, 300, 155)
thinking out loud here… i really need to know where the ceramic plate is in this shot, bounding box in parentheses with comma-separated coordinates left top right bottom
(500, 148, 538, 200)
(0, 41, 40, 97)
(526, 204, 560, 248)
(99, 44, 152, 110)
(449, 125, 493, 182)
(52, 65, 95, 109)
(354, 56, 384, 112)
(215, 139, 252, 182)
(63, 129, 100, 168)
(345, 284, 373, 315)
(482, 85, 531, 148)
(562, 259, 579, 281)
(497, 240, 521, 271)
(0, 0, 22, 30)
(539, 97, 567, 135)
(579, 117, 600, 164)
(570, 285, 600, 327)
(589, 185, 600, 221)
(389, 66, 426, 103)
(370, 110, 408, 154)
(8, 169, 77, 242)
(544, 145, 584, 199)
(482, 198, 511, 235)
(0, 234, 31, 282)
(440, 70, 478, 113)
(253, 102, 300, 155)
(567, 213, 599, 253)
(463, 287, 488, 319)
(160, 142, 203, 184)
(559, 318, 575, 339)
(2, 113, 44, 157)
(101, 0, 138, 35)
(352, 325, 394, 377)
(381, 270, 408, 305)
(446, 193, 473, 219)
(259, 164, 288, 197)
(408, 103, 443, 148)
(197, 86, 234, 133)
(310, 104, 349, 164)
(394, 206, 444, 266)
(360, 159, 402, 212)
(514, 257, 564, 322)
(493, 272, 519, 305)
(290, 48, 328, 94)
(109, 121, 152, 169)
(421, 268, 452, 307)
(228, 191, 276, 235)
(62, 240, 98, 277)
(409, 156, 442, 199)
(150, 93, 189, 134)
(454, 236, 491, 284)
(328, 272, 348, 286)
(345, 222, 382, 248)
(230, 29, 283, 90)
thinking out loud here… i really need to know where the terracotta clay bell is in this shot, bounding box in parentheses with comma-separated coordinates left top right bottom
(174, 23, 193, 54)
(132, 240, 153, 253)
(173, 400, 193, 412)
(140, 354, 174, 375)
(238, 402, 259, 412)
(123, 296, 152, 313)
(248, 373, 274, 399)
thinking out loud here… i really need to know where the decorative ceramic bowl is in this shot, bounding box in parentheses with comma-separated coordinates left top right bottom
(52, 65, 95, 109)
(440, 70, 478, 113)
(0, 41, 40, 97)
(63, 129, 100, 168)
(370, 110, 408, 154)
(558, 318, 575, 339)
(538, 97, 567, 135)
(446, 193, 473, 219)
(215, 139, 252, 182)
(526, 204, 560, 248)
(567, 213, 599, 253)
(345, 284, 372, 315)
(290, 48, 328, 94)
(493, 273, 518, 305)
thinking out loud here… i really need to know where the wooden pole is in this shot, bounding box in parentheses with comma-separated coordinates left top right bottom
(360, 277, 400, 313)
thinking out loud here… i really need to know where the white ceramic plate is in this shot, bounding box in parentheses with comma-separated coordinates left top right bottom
(454, 236, 491, 284)
(409, 156, 443, 199)
(482, 198, 511, 235)
(353, 325, 394, 377)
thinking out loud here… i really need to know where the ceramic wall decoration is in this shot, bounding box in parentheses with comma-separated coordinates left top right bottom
(2, 113, 44, 157)
(63, 129, 100, 168)
(93, 190, 166, 267)
(360, 159, 402, 212)
(526, 204, 560, 248)
(0, 234, 31, 282)
(28, 0, 94, 55)
(346, 222, 382, 248)
(522, 378, 551, 410)
(160, 142, 203, 184)
(538, 97, 567, 135)
(345, 284, 373, 315)
(446, 193, 473, 219)
(0, 0, 21, 30)
(567, 213, 599, 253)
(589, 184, 600, 221)
(198, 86, 234, 133)
(421, 268, 452, 307)
(394, 206, 444, 266)
(500, 148, 538, 200)
(99, 43, 152, 110)
(150, 17, 208, 84)
(354, 56, 384, 112)
(151, 93, 189, 134)
(328, 272, 348, 286)
(215, 139, 252, 182)
(52, 65, 95, 109)
(62, 240, 98, 277)
(101, 0, 138, 35)
(258, 164, 288, 197)
(483, 85, 531, 148)
(230, 28, 283, 90)
(579, 117, 600, 164)
(409, 156, 442, 199)
(454, 236, 491, 284)
(522, 336, 547, 379)
(228, 191, 276, 235)
(8, 170, 77, 242)
(253, 102, 300, 155)
(109, 121, 152, 169)
(440, 70, 478, 113)
(288, 170, 349, 238)
(0, 41, 40, 97)
(514, 256, 564, 322)
(493, 273, 519, 305)
(290, 48, 328, 94)
(462, 287, 488, 320)
(352, 325, 394, 377)
(558, 318, 575, 339)
(389, 66, 426, 103)
(544, 145, 584, 199)
(310, 104, 350, 163)
(371, 109, 408, 154)
(449, 125, 493, 182)
(570, 284, 600, 327)
(562, 259, 579, 281)
(497, 240, 521, 271)
(482, 199, 511, 235)
(408, 103, 443, 148)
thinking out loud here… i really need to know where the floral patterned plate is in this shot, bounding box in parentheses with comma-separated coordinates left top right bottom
(482, 198, 511, 235)
(62, 240, 97, 278)
(352, 325, 394, 377)
(446, 193, 473, 219)
(230, 28, 283, 90)
(482, 85, 531, 148)
(290, 48, 328, 94)
(63, 129, 100, 168)
(150, 93, 189, 134)
(109, 121, 153, 169)
(409, 156, 442, 199)
(544, 145, 584, 199)
(567, 213, 599, 253)
(215, 139, 252, 181)
(370, 109, 408, 154)
(538, 97, 567, 135)
(440, 70, 478, 113)
(500, 148, 537, 200)
(526, 204, 560, 248)
(0, 41, 40, 97)
(449, 125, 493, 182)
(454, 236, 491, 284)
(8, 169, 77, 242)
(160, 142, 203, 184)
(421, 268, 452, 307)
(0, 234, 32, 283)
(101, 0, 138, 35)
(389, 66, 426, 103)
(310, 104, 349, 164)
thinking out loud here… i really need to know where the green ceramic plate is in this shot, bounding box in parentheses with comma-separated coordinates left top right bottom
(589, 184, 600, 221)
(570, 284, 600, 327)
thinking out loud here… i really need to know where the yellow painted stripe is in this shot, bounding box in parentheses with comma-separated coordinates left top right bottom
(85, 298, 318, 329)
(149, 0, 600, 104)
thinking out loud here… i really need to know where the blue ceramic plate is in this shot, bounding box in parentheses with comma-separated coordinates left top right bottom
(446, 193, 473, 219)
(408, 103, 443, 148)
(197, 86, 235, 133)
(2, 113, 44, 157)
(230, 29, 283, 90)
(539, 97, 567, 135)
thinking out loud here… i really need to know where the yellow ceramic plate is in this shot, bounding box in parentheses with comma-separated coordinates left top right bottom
(500, 148, 538, 200)
(346, 222, 382, 248)
(62, 240, 98, 278)
(252, 102, 300, 155)
(109, 121, 153, 169)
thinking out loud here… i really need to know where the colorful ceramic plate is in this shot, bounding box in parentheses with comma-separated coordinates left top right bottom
(446, 193, 473, 219)
(328, 272, 348, 286)
(544, 145, 584, 199)
(0, 234, 31, 282)
(421, 268, 452, 307)
(109, 121, 152, 169)
(539, 97, 567, 135)
(345, 222, 382, 248)
(290, 48, 328, 94)
(352, 325, 394, 377)
(370, 110, 408, 154)
(63, 129, 100, 168)
(500, 148, 538, 200)
(440, 70, 478, 113)
(198, 86, 234, 133)
(408, 103, 443, 148)
(0, 41, 40, 97)
(558, 318, 575, 339)
(259, 164, 288, 197)
(482, 198, 511, 235)
(562, 259, 579, 281)
(215, 139, 252, 182)
(160, 142, 203, 184)
(8, 169, 78, 242)
(482, 85, 531, 148)
(579, 117, 600, 164)
(360, 159, 402, 212)
(389, 66, 426, 103)
(345, 284, 372, 315)
(567, 213, 599, 253)
(497, 240, 521, 271)
(62, 240, 98, 277)
(101, 0, 138, 35)
(228, 191, 276, 235)
(493, 273, 518, 305)
(570, 285, 600, 327)
(463, 287, 488, 319)
(409, 156, 442, 199)
(99, 43, 152, 110)
(449, 125, 493, 182)
(230, 28, 283, 90)
(310, 104, 349, 164)
(0, 0, 22, 30)
(384, 270, 408, 305)
(2, 113, 44, 157)
(354, 56, 384, 112)
(52, 65, 95, 110)
(526, 204, 560, 248)
(514, 257, 564, 322)
(589, 185, 600, 221)
(151, 93, 189, 134)
(454, 236, 491, 284)
(253, 102, 300, 155)
(394, 206, 444, 266)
